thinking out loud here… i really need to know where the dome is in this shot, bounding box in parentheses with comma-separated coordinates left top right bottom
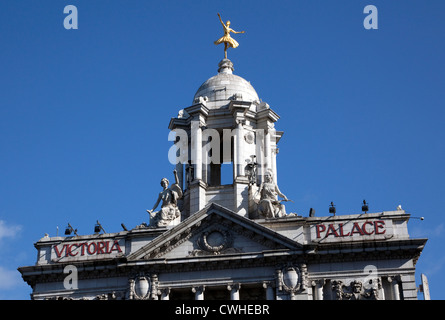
(193, 59, 259, 104)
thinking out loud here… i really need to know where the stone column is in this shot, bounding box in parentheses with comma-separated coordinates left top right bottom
(189, 120, 208, 214)
(235, 121, 244, 177)
(263, 282, 275, 300)
(272, 147, 278, 184)
(192, 286, 205, 300)
(312, 279, 325, 300)
(256, 128, 266, 184)
(227, 283, 241, 300)
(191, 120, 202, 181)
(265, 129, 272, 173)
(388, 276, 400, 300)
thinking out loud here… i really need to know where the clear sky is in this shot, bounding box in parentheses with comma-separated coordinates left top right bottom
(0, 0, 444, 300)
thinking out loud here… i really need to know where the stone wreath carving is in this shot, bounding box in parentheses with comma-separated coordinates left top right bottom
(197, 227, 234, 254)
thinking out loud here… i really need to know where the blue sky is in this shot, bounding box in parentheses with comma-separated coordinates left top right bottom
(0, 0, 444, 299)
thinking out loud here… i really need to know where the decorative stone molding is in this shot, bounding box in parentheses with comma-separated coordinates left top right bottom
(127, 273, 158, 300)
(231, 93, 243, 101)
(244, 131, 255, 144)
(94, 291, 123, 300)
(189, 226, 243, 256)
(193, 96, 208, 106)
(45, 291, 125, 300)
(177, 108, 191, 119)
(142, 224, 198, 259)
(198, 227, 233, 254)
(277, 263, 307, 298)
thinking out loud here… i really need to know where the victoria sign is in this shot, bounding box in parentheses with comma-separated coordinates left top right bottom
(53, 240, 123, 258)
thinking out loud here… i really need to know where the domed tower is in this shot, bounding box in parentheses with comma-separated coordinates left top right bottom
(169, 58, 283, 219)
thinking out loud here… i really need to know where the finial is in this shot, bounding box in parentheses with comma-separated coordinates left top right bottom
(218, 59, 234, 74)
(214, 13, 245, 59)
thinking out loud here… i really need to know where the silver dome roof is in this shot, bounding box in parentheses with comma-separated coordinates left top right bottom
(193, 59, 259, 104)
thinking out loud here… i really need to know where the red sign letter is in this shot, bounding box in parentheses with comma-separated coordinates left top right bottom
(350, 222, 365, 236)
(325, 224, 340, 237)
(316, 224, 326, 238)
(110, 240, 122, 253)
(54, 245, 66, 258)
(374, 220, 386, 234)
(362, 222, 375, 235)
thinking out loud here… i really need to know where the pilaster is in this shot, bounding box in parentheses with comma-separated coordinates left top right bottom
(189, 180, 207, 214)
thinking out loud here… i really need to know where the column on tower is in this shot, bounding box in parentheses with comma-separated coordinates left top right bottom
(187, 103, 209, 213)
(256, 104, 280, 185)
(229, 100, 251, 218)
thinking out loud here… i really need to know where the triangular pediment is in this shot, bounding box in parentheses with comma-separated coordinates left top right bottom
(127, 203, 302, 261)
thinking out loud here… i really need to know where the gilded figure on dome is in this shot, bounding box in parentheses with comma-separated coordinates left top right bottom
(214, 13, 245, 59)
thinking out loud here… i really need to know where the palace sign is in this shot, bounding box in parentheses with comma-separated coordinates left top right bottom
(312, 219, 391, 243)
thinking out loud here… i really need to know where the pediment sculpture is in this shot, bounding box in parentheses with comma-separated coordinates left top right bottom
(147, 170, 183, 227)
(254, 169, 292, 218)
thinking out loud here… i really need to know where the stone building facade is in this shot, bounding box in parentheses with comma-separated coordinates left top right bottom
(18, 58, 427, 300)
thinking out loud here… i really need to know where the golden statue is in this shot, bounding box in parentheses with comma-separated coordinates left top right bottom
(214, 13, 245, 59)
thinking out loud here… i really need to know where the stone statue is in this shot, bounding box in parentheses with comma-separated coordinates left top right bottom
(147, 170, 183, 227)
(244, 155, 258, 186)
(214, 13, 245, 59)
(255, 169, 290, 218)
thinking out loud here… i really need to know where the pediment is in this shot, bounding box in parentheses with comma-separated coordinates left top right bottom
(127, 203, 301, 261)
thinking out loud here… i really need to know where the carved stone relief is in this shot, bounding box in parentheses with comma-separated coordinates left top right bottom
(45, 291, 125, 300)
(127, 273, 158, 300)
(189, 226, 242, 256)
(276, 263, 308, 298)
(331, 278, 382, 300)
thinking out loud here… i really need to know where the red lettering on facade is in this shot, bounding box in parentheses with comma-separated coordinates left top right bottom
(80, 242, 88, 255)
(325, 224, 340, 237)
(316, 224, 326, 238)
(53, 240, 123, 258)
(110, 240, 122, 253)
(66, 243, 79, 257)
(315, 220, 387, 239)
(87, 242, 97, 255)
(54, 244, 66, 258)
(338, 223, 350, 237)
(362, 221, 375, 235)
(374, 220, 386, 234)
(97, 242, 106, 254)
(350, 222, 365, 236)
